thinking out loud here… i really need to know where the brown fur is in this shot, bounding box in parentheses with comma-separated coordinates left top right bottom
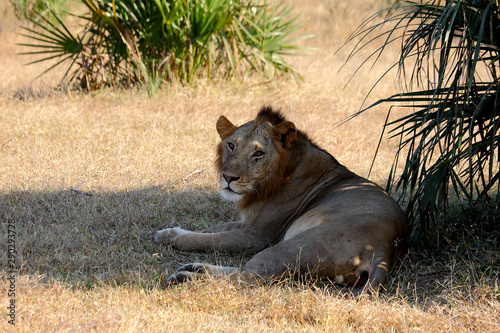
(155, 106, 407, 290)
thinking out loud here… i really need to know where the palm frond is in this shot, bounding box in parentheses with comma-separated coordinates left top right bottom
(341, 0, 500, 248)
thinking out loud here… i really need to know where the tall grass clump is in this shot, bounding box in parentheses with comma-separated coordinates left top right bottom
(18, 0, 310, 92)
(341, 0, 500, 248)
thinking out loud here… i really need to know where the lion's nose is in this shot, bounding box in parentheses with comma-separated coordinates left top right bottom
(223, 174, 240, 183)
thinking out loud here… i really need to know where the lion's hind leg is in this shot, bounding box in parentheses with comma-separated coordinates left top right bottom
(239, 224, 394, 291)
(166, 263, 240, 285)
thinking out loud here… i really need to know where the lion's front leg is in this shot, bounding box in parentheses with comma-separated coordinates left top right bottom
(154, 226, 267, 254)
(200, 221, 242, 233)
(154, 222, 241, 244)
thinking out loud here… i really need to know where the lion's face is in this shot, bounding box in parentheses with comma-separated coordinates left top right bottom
(215, 111, 298, 204)
(216, 121, 282, 203)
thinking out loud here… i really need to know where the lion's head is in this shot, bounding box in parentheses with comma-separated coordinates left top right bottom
(215, 107, 299, 208)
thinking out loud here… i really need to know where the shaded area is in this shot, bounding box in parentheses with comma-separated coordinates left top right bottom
(0, 186, 240, 289)
(0, 185, 497, 305)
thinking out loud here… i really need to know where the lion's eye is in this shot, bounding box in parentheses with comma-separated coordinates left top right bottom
(227, 142, 235, 151)
(253, 150, 265, 159)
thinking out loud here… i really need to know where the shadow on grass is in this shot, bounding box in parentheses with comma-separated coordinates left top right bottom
(0, 186, 240, 289)
(0, 186, 498, 303)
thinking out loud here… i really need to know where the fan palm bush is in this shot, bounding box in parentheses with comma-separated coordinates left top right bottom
(19, 0, 309, 92)
(342, 0, 500, 247)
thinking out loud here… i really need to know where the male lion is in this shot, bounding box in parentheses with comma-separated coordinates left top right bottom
(155, 106, 407, 290)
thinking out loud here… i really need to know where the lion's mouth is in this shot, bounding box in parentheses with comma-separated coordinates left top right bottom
(223, 186, 243, 195)
(220, 186, 244, 203)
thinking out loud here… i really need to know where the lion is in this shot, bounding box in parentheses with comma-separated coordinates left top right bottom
(155, 106, 407, 290)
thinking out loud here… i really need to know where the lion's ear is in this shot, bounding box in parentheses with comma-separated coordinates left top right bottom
(216, 116, 237, 140)
(273, 121, 298, 149)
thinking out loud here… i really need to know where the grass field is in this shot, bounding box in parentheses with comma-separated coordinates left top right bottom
(1, 0, 499, 331)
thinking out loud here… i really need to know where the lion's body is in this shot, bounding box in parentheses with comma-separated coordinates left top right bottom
(155, 107, 407, 289)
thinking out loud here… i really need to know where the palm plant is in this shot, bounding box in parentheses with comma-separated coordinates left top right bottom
(342, 0, 500, 247)
(18, 0, 309, 92)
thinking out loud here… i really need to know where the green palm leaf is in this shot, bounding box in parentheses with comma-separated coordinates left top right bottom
(342, 0, 500, 248)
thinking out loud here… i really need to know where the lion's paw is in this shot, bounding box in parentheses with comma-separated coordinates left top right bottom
(154, 227, 174, 243)
(154, 227, 192, 244)
(166, 263, 210, 285)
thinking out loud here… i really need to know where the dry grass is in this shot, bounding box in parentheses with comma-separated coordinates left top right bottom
(0, 0, 499, 331)
(7, 274, 500, 332)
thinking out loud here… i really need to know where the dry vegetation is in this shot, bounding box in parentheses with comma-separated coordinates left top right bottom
(0, 0, 499, 331)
